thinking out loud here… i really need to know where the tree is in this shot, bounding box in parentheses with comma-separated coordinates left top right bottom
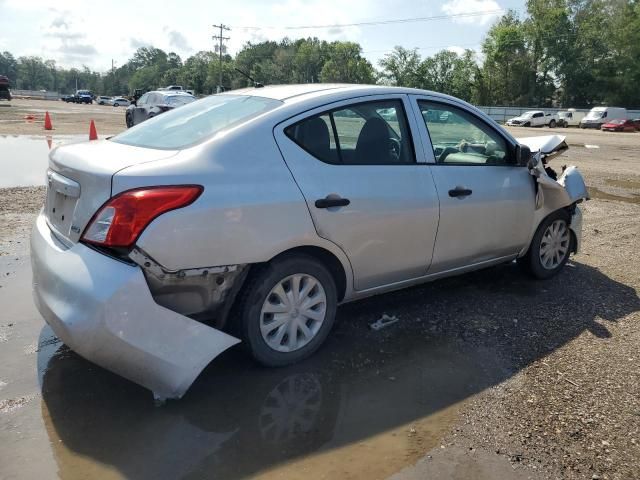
(320, 42, 375, 83)
(378, 46, 421, 86)
(0, 51, 18, 84)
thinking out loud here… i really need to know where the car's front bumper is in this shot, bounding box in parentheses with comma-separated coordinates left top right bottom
(30, 212, 240, 400)
(570, 206, 583, 254)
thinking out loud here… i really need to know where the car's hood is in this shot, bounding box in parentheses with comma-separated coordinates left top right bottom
(517, 135, 568, 159)
(508, 116, 527, 122)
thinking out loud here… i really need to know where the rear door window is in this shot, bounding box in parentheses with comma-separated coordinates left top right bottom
(285, 99, 415, 165)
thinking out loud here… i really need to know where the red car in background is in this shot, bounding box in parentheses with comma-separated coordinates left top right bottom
(601, 119, 638, 132)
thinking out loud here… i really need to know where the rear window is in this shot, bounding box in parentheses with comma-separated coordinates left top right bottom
(166, 95, 195, 106)
(111, 94, 282, 150)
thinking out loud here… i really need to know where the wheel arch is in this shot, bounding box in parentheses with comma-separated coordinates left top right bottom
(268, 245, 348, 302)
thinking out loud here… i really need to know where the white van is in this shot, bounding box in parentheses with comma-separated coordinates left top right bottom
(558, 108, 586, 127)
(580, 107, 627, 129)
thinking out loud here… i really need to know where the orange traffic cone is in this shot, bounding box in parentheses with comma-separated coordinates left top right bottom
(44, 111, 53, 130)
(89, 119, 98, 140)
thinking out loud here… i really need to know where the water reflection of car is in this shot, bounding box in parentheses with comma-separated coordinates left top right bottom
(112, 97, 130, 107)
(125, 90, 196, 127)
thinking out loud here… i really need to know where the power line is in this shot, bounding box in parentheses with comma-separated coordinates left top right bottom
(212, 24, 231, 91)
(234, 10, 505, 31)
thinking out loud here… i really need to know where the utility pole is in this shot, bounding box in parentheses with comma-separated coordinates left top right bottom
(212, 24, 230, 93)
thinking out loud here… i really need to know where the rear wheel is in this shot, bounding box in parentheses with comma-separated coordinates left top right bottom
(518, 210, 571, 280)
(549, 119, 556, 128)
(237, 255, 337, 367)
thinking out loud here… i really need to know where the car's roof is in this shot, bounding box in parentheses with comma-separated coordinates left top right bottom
(222, 83, 449, 102)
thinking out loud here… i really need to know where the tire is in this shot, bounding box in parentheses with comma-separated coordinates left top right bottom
(549, 119, 556, 128)
(518, 210, 571, 280)
(524, 122, 531, 127)
(236, 254, 338, 367)
(125, 113, 133, 128)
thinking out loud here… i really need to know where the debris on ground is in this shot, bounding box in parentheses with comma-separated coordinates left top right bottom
(370, 314, 399, 330)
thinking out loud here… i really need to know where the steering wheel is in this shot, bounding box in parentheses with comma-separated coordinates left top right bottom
(389, 138, 401, 161)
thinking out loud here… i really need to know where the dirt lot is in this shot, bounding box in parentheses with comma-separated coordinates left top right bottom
(0, 98, 126, 135)
(0, 122, 638, 479)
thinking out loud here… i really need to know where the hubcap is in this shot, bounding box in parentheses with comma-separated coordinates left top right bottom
(539, 219, 570, 270)
(260, 274, 327, 353)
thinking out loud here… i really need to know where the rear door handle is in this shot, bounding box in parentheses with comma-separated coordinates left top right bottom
(448, 187, 473, 198)
(315, 196, 350, 208)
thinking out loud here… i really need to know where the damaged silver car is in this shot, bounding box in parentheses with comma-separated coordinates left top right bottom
(31, 84, 588, 400)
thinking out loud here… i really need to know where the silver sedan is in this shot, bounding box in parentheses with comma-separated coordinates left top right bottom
(31, 84, 588, 400)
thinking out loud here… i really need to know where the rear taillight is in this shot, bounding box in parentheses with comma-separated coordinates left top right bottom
(81, 185, 203, 248)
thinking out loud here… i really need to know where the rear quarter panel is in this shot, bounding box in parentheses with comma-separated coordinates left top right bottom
(114, 122, 352, 276)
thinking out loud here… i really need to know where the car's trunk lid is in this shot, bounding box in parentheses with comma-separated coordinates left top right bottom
(46, 140, 178, 244)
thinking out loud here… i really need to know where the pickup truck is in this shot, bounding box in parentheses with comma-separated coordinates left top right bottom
(506, 111, 559, 128)
(65, 90, 94, 104)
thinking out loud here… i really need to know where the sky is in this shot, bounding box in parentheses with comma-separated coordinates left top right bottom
(0, 0, 526, 72)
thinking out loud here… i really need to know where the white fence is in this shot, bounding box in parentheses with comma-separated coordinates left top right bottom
(10, 90, 61, 100)
(478, 106, 640, 123)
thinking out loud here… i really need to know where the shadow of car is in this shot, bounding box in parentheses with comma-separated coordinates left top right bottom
(39, 260, 640, 479)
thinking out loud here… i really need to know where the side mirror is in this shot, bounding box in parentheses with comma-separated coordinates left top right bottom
(516, 144, 532, 167)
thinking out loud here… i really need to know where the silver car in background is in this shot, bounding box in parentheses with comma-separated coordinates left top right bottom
(31, 84, 588, 400)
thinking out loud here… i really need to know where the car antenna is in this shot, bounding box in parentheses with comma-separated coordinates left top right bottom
(234, 68, 264, 88)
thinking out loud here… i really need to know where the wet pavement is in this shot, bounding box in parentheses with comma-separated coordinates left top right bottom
(2, 241, 638, 479)
(0, 135, 94, 188)
(0, 256, 509, 480)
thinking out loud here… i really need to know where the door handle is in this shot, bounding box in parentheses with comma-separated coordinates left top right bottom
(448, 187, 473, 198)
(315, 196, 350, 208)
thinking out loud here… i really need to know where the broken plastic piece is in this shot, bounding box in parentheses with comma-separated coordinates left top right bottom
(370, 314, 399, 331)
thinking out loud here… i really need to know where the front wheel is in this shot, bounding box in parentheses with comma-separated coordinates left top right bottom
(549, 120, 556, 128)
(518, 210, 572, 279)
(125, 113, 133, 128)
(237, 255, 338, 367)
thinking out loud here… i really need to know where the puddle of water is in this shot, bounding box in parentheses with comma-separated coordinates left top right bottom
(588, 186, 640, 204)
(38, 324, 506, 480)
(0, 135, 85, 188)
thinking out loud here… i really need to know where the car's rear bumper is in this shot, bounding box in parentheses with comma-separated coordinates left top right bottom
(30, 212, 240, 400)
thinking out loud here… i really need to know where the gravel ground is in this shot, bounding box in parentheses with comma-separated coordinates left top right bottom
(0, 126, 638, 479)
(441, 197, 640, 480)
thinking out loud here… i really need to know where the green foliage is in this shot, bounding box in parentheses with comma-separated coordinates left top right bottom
(1, 2, 639, 107)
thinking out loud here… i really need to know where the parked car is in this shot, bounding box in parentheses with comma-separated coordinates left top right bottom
(31, 84, 588, 400)
(580, 106, 627, 129)
(96, 96, 112, 105)
(557, 109, 585, 127)
(506, 111, 558, 128)
(601, 119, 638, 132)
(112, 97, 130, 107)
(125, 90, 196, 127)
(0, 75, 11, 101)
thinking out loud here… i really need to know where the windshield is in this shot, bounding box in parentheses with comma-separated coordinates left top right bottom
(559, 112, 570, 118)
(585, 109, 605, 119)
(520, 112, 535, 118)
(112, 94, 282, 150)
(608, 119, 625, 124)
(166, 95, 196, 106)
